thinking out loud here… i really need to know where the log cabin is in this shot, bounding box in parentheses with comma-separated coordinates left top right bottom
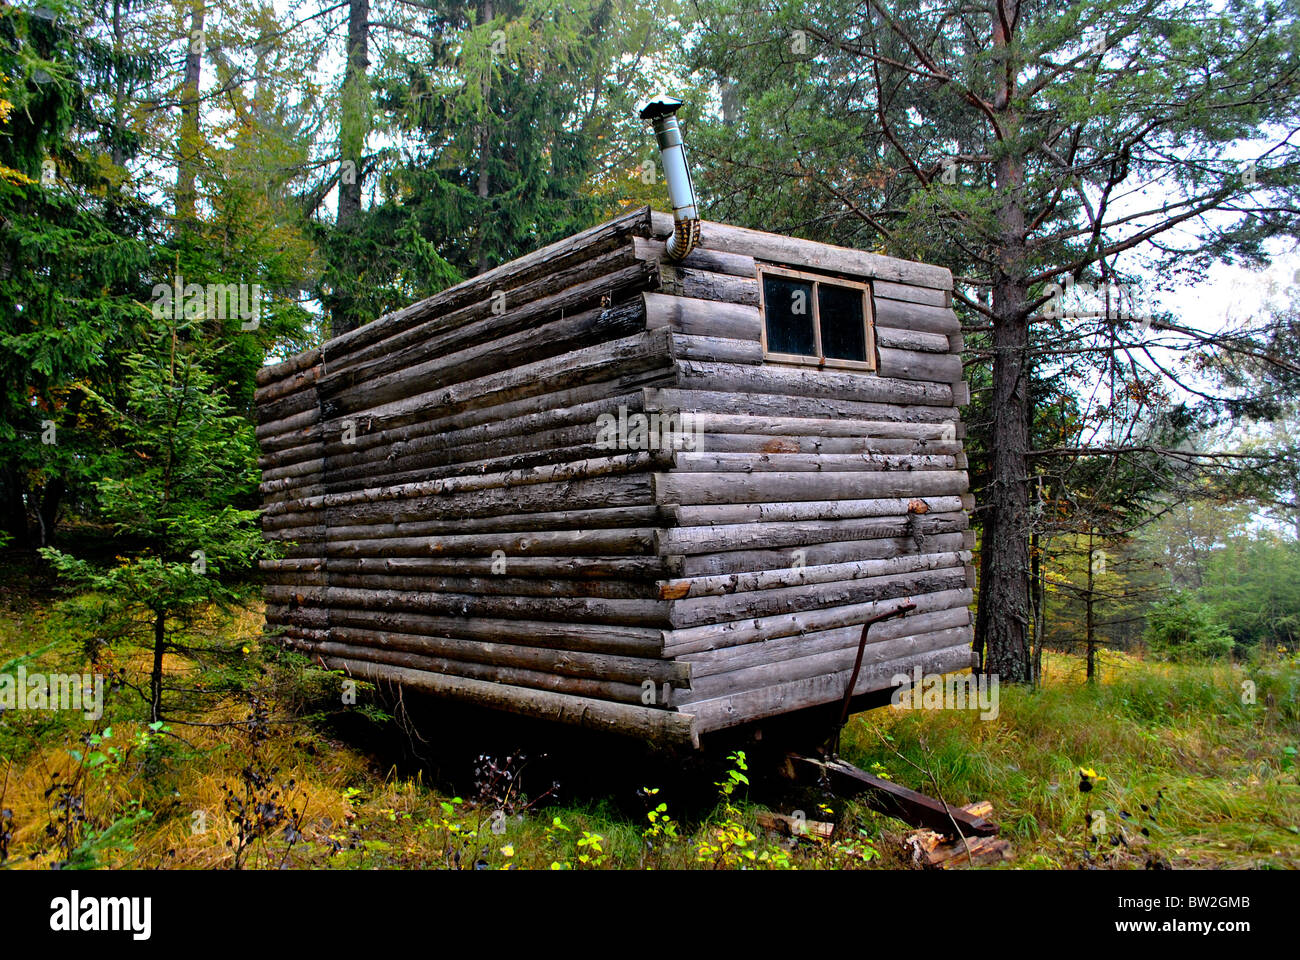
(255, 102, 974, 750)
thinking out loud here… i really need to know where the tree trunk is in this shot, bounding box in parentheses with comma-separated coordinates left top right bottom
(0, 467, 29, 547)
(1029, 527, 1044, 685)
(473, 0, 494, 275)
(337, 0, 369, 228)
(36, 477, 64, 547)
(331, 0, 371, 340)
(1085, 527, 1097, 683)
(150, 608, 166, 722)
(977, 0, 1032, 684)
(176, 0, 205, 226)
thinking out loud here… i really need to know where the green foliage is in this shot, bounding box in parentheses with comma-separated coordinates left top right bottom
(38, 316, 272, 719)
(1144, 592, 1235, 661)
(1200, 533, 1300, 652)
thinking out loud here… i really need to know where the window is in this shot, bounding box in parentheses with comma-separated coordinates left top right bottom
(758, 266, 875, 370)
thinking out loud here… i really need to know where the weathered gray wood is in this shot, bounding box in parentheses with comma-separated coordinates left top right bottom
(643, 291, 761, 341)
(683, 642, 973, 731)
(256, 348, 322, 388)
(644, 388, 959, 425)
(877, 347, 964, 384)
(658, 550, 970, 600)
(698, 434, 962, 457)
(277, 606, 667, 657)
(678, 532, 969, 578)
(317, 656, 698, 747)
(671, 452, 958, 473)
(667, 567, 971, 629)
(320, 329, 674, 424)
(872, 298, 960, 336)
(632, 236, 757, 277)
(659, 265, 759, 306)
(874, 326, 953, 353)
(297, 638, 677, 703)
(671, 496, 966, 527)
(674, 413, 958, 441)
(264, 584, 672, 627)
(649, 209, 952, 290)
(873, 280, 949, 307)
(679, 626, 973, 701)
(321, 258, 654, 395)
(676, 600, 972, 660)
(654, 470, 969, 506)
(674, 361, 955, 408)
(669, 334, 764, 365)
(319, 205, 654, 361)
(254, 207, 975, 746)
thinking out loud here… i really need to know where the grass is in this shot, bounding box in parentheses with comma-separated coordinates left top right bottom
(1, 567, 1297, 869)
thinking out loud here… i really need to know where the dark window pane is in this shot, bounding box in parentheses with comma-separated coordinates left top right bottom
(818, 284, 867, 361)
(763, 275, 816, 356)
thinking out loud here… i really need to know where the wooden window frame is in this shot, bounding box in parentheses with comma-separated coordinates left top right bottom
(757, 264, 877, 372)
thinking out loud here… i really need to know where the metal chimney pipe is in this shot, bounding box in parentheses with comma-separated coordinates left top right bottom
(639, 95, 700, 260)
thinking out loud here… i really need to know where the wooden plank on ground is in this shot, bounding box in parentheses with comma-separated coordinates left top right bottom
(788, 755, 999, 837)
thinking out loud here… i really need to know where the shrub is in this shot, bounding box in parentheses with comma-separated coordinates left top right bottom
(1144, 592, 1234, 662)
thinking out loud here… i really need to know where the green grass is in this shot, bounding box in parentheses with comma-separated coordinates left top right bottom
(1, 570, 1297, 869)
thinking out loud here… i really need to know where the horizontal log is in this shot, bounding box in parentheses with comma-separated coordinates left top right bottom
(671, 452, 957, 473)
(319, 329, 675, 427)
(255, 405, 319, 441)
(649, 209, 951, 290)
(643, 292, 762, 341)
(671, 495, 966, 527)
(877, 347, 964, 384)
(662, 588, 973, 657)
(256, 348, 322, 388)
(264, 585, 672, 627)
(676, 360, 954, 408)
(873, 280, 949, 307)
(263, 554, 676, 581)
(632, 236, 757, 277)
(301, 627, 688, 687)
(658, 265, 759, 306)
(669, 334, 763, 365)
(322, 527, 658, 559)
(658, 550, 969, 600)
(676, 413, 959, 442)
(318, 379, 647, 461)
(699, 434, 962, 457)
(644, 388, 958, 425)
(668, 566, 970, 629)
(680, 532, 968, 578)
(273, 606, 667, 656)
(254, 363, 320, 404)
(319, 206, 654, 361)
(265, 498, 664, 537)
(267, 475, 656, 530)
(321, 260, 654, 399)
(680, 607, 972, 676)
(654, 470, 969, 506)
(687, 642, 973, 733)
(317, 655, 698, 747)
(294, 638, 663, 704)
(319, 392, 645, 478)
(322, 571, 655, 599)
(872, 298, 960, 336)
(874, 326, 953, 353)
(679, 626, 973, 701)
(257, 386, 318, 427)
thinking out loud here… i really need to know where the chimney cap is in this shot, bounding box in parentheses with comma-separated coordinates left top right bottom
(638, 95, 684, 120)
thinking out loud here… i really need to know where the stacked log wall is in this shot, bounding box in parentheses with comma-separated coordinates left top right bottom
(255, 207, 699, 745)
(254, 206, 977, 746)
(642, 212, 976, 734)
